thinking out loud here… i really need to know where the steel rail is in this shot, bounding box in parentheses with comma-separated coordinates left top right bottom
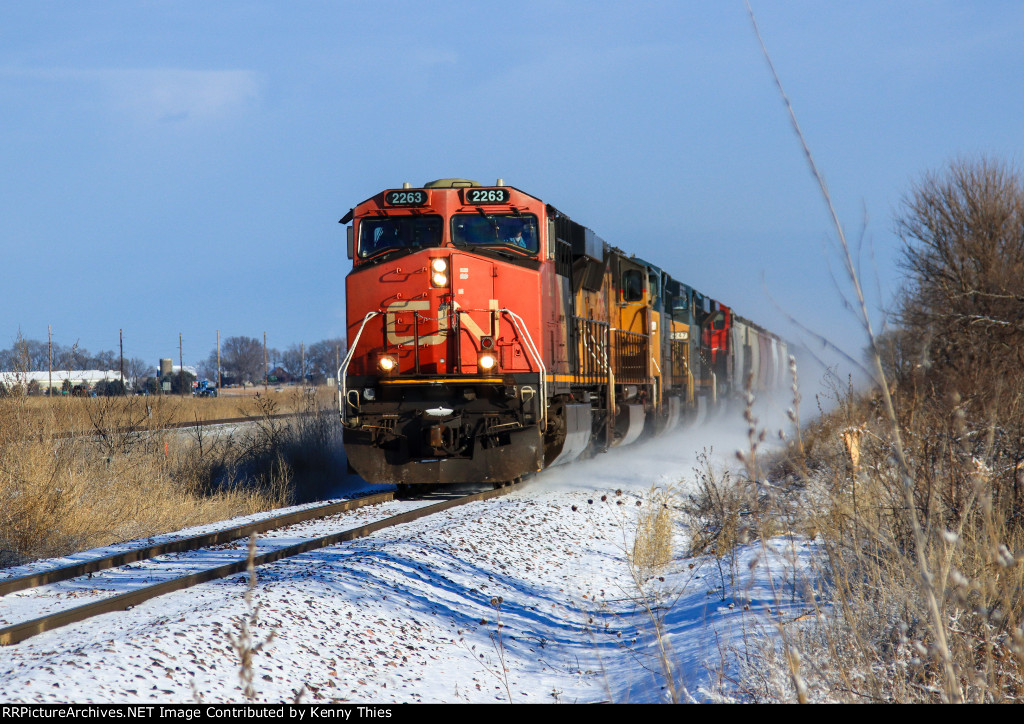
(54, 410, 324, 441)
(0, 482, 520, 646)
(0, 492, 393, 598)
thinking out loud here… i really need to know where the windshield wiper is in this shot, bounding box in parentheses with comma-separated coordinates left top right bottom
(484, 246, 532, 262)
(476, 207, 500, 235)
(363, 247, 405, 264)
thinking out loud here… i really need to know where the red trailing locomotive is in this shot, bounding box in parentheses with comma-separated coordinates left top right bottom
(338, 179, 788, 488)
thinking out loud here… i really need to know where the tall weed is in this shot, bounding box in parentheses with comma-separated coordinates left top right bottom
(0, 390, 343, 565)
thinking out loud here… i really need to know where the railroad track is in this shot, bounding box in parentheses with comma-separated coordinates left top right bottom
(55, 409, 324, 440)
(0, 482, 521, 646)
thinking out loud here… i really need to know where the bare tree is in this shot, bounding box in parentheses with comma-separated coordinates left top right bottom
(306, 338, 346, 384)
(280, 344, 305, 382)
(218, 336, 265, 385)
(872, 327, 916, 385)
(197, 351, 220, 382)
(0, 335, 49, 371)
(90, 350, 119, 370)
(896, 156, 1024, 406)
(123, 357, 154, 391)
(53, 342, 92, 371)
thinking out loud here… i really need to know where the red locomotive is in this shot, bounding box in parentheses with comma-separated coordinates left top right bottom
(338, 179, 788, 489)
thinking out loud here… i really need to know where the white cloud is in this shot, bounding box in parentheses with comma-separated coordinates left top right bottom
(0, 66, 263, 125)
(109, 68, 263, 124)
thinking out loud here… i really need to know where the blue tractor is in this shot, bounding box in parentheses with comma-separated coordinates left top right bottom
(194, 379, 218, 397)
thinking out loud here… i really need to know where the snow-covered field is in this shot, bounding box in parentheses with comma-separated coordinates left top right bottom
(0, 406, 818, 704)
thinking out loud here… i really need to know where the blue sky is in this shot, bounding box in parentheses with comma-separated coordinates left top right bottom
(2, 1, 1022, 383)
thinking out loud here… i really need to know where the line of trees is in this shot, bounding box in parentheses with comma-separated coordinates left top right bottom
(0, 333, 348, 392)
(0, 334, 154, 388)
(197, 336, 347, 387)
(0, 336, 148, 375)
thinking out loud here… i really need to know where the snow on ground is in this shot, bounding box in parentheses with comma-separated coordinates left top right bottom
(0, 400, 819, 703)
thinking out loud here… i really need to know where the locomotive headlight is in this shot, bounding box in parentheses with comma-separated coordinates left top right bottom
(430, 257, 449, 288)
(378, 355, 397, 373)
(478, 352, 498, 371)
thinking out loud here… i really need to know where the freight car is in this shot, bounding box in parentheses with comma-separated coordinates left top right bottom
(338, 179, 787, 488)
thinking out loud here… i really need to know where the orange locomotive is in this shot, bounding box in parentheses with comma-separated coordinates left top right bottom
(338, 179, 787, 488)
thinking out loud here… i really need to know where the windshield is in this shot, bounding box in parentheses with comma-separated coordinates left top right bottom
(451, 213, 539, 254)
(358, 215, 443, 259)
(666, 281, 690, 323)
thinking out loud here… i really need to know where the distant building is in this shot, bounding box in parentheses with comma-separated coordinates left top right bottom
(267, 366, 293, 384)
(0, 370, 123, 393)
(155, 364, 198, 393)
(156, 365, 198, 378)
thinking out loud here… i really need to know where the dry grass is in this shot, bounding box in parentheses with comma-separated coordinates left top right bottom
(1, 385, 336, 435)
(0, 387, 344, 566)
(631, 484, 677, 578)
(672, 356, 1024, 702)
(723, 5, 1024, 701)
(749, 383, 1024, 703)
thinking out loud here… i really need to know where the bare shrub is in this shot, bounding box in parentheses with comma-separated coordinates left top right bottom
(683, 452, 752, 558)
(631, 484, 677, 578)
(201, 389, 344, 505)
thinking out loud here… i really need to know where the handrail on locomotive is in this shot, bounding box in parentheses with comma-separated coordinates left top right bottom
(339, 306, 548, 433)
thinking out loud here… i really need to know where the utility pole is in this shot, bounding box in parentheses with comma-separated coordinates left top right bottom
(263, 332, 268, 392)
(119, 329, 125, 394)
(301, 342, 305, 386)
(216, 329, 221, 391)
(179, 333, 185, 397)
(47, 326, 52, 398)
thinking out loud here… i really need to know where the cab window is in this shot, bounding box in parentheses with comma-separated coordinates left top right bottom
(451, 213, 539, 254)
(648, 272, 660, 307)
(358, 215, 443, 259)
(622, 269, 644, 302)
(671, 294, 689, 322)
